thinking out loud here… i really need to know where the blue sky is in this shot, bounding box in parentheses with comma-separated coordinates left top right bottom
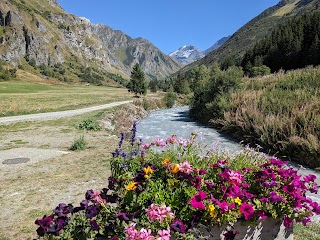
(57, 0, 280, 54)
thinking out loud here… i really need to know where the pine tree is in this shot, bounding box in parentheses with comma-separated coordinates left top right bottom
(127, 63, 147, 96)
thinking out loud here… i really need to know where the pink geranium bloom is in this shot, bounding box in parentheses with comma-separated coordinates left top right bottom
(157, 228, 171, 240)
(153, 138, 166, 148)
(179, 161, 194, 174)
(190, 191, 207, 210)
(141, 143, 151, 150)
(219, 169, 244, 185)
(146, 204, 174, 222)
(166, 136, 177, 144)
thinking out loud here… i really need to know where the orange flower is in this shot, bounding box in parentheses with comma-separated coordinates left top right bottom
(171, 164, 179, 174)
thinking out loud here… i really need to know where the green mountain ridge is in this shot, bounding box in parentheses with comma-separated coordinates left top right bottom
(0, 0, 181, 82)
(180, 0, 320, 72)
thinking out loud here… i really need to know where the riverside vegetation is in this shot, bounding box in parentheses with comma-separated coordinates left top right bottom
(186, 65, 320, 168)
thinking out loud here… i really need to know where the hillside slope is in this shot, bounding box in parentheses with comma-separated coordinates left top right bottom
(0, 0, 181, 80)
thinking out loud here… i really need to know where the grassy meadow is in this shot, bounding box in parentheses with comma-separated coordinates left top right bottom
(0, 79, 133, 116)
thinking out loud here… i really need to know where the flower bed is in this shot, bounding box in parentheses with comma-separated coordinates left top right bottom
(35, 124, 320, 239)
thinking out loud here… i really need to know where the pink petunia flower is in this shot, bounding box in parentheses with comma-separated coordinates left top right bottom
(190, 191, 207, 210)
(240, 202, 254, 220)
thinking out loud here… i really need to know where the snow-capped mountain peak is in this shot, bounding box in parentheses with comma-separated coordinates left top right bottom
(169, 45, 204, 65)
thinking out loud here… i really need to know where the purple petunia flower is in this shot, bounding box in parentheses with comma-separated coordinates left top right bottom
(35, 214, 66, 236)
(90, 220, 101, 231)
(171, 219, 187, 233)
(204, 181, 214, 190)
(240, 203, 254, 220)
(54, 203, 73, 217)
(297, 217, 311, 226)
(190, 191, 207, 210)
(224, 230, 240, 240)
(269, 191, 286, 203)
(192, 176, 202, 190)
(86, 205, 98, 219)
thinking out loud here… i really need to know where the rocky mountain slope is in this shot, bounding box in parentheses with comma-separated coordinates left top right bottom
(169, 45, 204, 65)
(0, 0, 181, 80)
(182, 0, 320, 71)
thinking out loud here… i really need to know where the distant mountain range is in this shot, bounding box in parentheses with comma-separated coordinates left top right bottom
(0, 0, 181, 81)
(169, 36, 230, 65)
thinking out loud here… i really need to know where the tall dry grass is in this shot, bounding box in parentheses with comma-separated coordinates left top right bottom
(214, 67, 320, 167)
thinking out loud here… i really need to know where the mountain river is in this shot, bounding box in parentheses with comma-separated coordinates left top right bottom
(137, 106, 320, 220)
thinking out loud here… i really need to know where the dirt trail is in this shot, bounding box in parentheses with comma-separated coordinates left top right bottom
(0, 100, 133, 125)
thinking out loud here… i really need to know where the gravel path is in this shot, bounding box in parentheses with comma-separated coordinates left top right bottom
(0, 100, 133, 125)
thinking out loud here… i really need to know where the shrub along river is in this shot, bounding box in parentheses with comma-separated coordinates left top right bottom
(137, 106, 320, 216)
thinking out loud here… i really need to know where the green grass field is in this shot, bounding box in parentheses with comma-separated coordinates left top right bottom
(0, 80, 133, 116)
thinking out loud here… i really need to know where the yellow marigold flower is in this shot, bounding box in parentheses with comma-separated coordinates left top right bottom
(162, 158, 170, 165)
(171, 164, 179, 174)
(208, 204, 217, 218)
(144, 175, 149, 179)
(208, 204, 215, 212)
(126, 182, 137, 191)
(144, 166, 154, 175)
(234, 197, 242, 205)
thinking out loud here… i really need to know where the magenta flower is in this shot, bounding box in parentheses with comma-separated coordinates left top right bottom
(257, 210, 268, 220)
(304, 174, 317, 182)
(269, 158, 287, 167)
(283, 215, 293, 228)
(240, 203, 254, 220)
(190, 191, 207, 210)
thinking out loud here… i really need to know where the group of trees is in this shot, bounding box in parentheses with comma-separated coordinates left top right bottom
(241, 12, 320, 74)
